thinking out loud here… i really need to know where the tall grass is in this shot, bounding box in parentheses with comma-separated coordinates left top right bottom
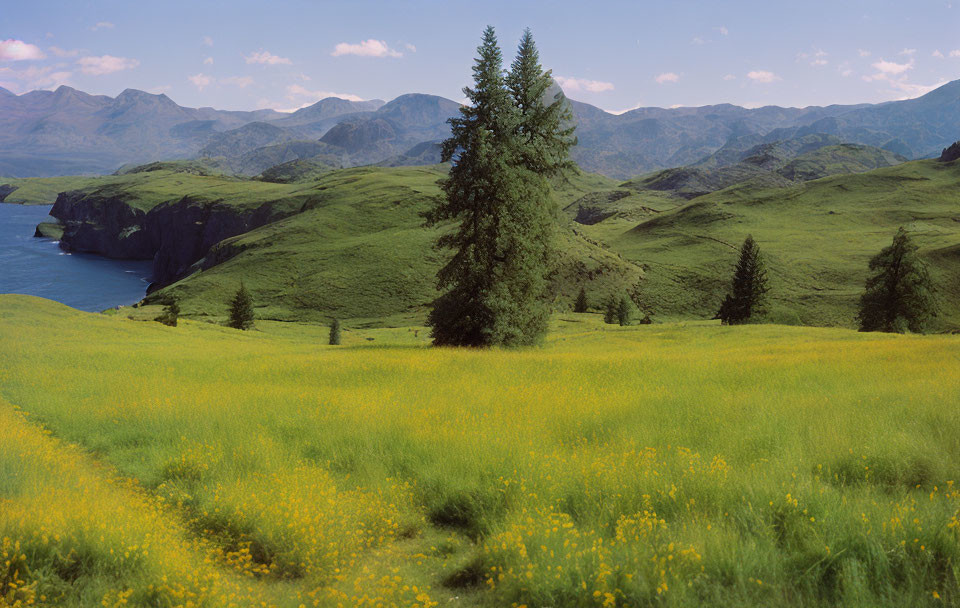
(1, 295, 958, 606)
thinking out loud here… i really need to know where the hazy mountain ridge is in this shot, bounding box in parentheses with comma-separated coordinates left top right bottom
(1, 80, 959, 178)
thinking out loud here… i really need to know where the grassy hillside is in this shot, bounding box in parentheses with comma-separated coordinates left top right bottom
(577, 158, 960, 329)
(145, 166, 642, 325)
(0, 175, 109, 204)
(1, 295, 958, 607)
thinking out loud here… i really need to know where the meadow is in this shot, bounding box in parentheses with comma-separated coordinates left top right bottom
(1, 294, 958, 607)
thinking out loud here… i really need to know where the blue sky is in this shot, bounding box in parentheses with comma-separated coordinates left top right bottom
(2, 0, 959, 113)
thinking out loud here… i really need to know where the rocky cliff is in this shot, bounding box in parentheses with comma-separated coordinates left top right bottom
(49, 191, 304, 289)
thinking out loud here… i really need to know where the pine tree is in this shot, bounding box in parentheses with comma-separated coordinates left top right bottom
(716, 235, 769, 325)
(857, 227, 937, 333)
(616, 294, 633, 326)
(228, 283, 254, 330)
(604, 297, 618, 324)
(507, 28, 576, 177)
(425, 27, 570, 347)
(329, 318, 341, 345)
(574, 287, 589, 313)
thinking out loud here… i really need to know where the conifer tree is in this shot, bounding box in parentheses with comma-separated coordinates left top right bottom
(716, 235, 769, 325)
(425, 27, 571, 347)
(857, 227, 937, 333)
(228, 283, 254, 330)
(329, 318, 341, 345)
(616, 295, 633, 326)
(604, 297, 618, 324)
(574, 287, 589, 313)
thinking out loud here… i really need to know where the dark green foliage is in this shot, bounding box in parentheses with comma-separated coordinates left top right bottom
(329, 318, 341, 345)
(639, 313, 653, 325)
(603, 298, 618, 324)
(154, 297, 180, 327)
(227, 283, 254, 330)
(426, 27, 570, 347)
(857, 227, 938, 333)
(574, 287, 589, 313)
(616, 295, 633, 326)
(716, 235, 769, 325)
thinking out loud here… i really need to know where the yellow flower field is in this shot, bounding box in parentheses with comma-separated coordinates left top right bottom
(0, 295, 958, 607)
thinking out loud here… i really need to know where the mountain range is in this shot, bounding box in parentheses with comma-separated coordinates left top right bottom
(1, 80, 959, 179)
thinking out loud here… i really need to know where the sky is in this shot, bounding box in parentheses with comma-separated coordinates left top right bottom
(1, 0, 959, 114)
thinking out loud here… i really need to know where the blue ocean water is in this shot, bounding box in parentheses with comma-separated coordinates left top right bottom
(0, 204, 153, 312)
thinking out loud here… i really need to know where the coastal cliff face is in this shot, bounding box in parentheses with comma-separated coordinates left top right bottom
(49, 191, 302, 288)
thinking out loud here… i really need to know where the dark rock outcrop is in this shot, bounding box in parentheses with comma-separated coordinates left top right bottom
(49, 191, 304, 289)
(940, 141, 960, 162)
(0, 184, 17, 202)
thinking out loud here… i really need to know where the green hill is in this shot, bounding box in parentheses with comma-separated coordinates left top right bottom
(578, 158, 960, 329)
(140, 166, 643, 325)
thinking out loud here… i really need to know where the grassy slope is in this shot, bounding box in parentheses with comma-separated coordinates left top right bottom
(0, 175, 110, 204)
(579, 158, 960, 328)
(145, 166, 643, 325)
(1, 295, 958, 607)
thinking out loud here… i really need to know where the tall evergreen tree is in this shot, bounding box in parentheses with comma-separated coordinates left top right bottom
(857, 227, 937, 333)
(716, 235, 769, 325)
(329, 318, 341, 345)
(228, 283, 254, 330)
(574, 287, 589, 313)
(425, 27, 570, 347)
(507, 28, 576, 177)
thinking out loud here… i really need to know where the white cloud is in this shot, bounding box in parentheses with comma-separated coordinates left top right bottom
(716, 26, 729, 36)
(554, 76, 614, 93)
(0, 39, 46, 61)
(951, 49, 960, 58)
(188, 73, 213, 90)
(202, 36, 213, 47)
(899, 48, 917, 56)
(245, 50, 292, 65)
(331, 39, 403, 58)
(91, 21, 114, 31)
(747, 70, 779, 83)
(691, 36, 706, 45)
(858, 49, 871, 57)
(221, 75, 253, 88)
(655, 72, 680, 84)
(77, 55, 139, 75)
(0, 65, 71, 91)
(933, 50, 945, 58)
(48, 46, 80, 58)
(203, 56, 214, 65)
(146, 85, 171, 94)
(722, 74, 736, 81)
(404, 43, 417, 53)
(869, 58, 913, 76)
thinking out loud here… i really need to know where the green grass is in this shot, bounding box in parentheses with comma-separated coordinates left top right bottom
(0, 175, 110, 204)
(0, 295, 958, 607)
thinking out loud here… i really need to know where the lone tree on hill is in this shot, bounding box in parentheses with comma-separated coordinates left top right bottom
(716, 235, 769, 325)
(574, 287, 589, 313)
(155, 296, 180, 327)
(857, 227, 937, 333)
(228, 283, 254, 330)
(329, 318, 341, 345)
(424, 26, 574, 347)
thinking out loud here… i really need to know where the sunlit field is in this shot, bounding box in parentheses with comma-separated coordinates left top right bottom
(1, 295, 958, 607)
